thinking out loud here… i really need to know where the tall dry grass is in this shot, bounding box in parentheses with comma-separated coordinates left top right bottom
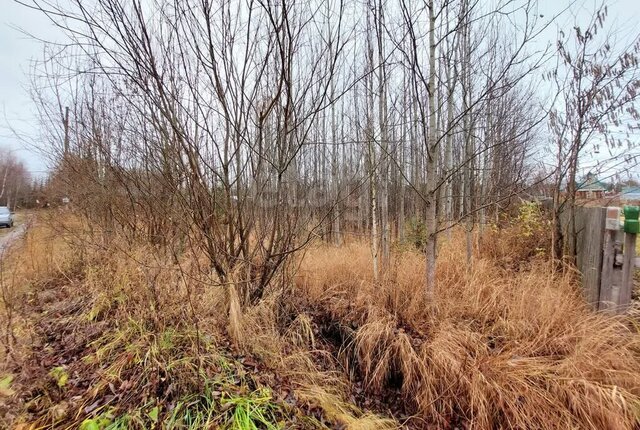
(4, 212, 640, 429)
(1, 214, 396, 429)
(0, 219, 78, 363)
(294, 232, 640, 428)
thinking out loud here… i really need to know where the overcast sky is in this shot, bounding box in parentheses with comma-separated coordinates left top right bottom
(1, 0, 639, 180)
(1, 0, 60, 177)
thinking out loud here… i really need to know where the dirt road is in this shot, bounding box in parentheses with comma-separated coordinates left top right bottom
(0, 222, 28, 255)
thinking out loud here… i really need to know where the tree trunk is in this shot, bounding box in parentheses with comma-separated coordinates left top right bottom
(366, 9, 379, 281)
(331, 81, 342, 246)
(377, 0, 390, 270)
(425, 0, 437, 295)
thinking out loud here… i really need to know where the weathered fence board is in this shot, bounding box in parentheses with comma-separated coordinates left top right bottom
(560, 206, 606, 308)
(599, 229, 625, 311)
(599, 230, 616, 311)
(561, 205, 637, 312)
(621, 232, 637, 309)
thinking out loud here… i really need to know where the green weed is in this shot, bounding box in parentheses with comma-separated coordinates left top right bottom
(221, 388, 282, 430)
(49, 366, 68, 388)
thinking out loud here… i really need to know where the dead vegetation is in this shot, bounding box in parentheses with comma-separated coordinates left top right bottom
(0, 217, 396, 429)
(296, 238, 640, 428)
(1, 213, 640, 429)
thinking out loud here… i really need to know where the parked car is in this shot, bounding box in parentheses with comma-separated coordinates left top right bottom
(0, 207, 14, 228)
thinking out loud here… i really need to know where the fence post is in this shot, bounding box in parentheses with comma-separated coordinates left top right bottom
(620, 232, 636, 311)
(599, 229, 615, 311)
(561, 206, 606, 308)
(618, 206, 638, 312)
(600, 207, 622, 311)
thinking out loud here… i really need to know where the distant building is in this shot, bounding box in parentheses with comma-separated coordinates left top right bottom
(576, 174, 608, 199)
(621, 186, 640, 201)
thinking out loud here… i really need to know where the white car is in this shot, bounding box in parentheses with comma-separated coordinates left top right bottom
(0, 207, 14, 228)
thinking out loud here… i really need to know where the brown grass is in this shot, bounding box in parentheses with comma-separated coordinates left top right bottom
(2, 212, 640, 429)
(294, 234, 640, 428)
(2, 214, 394, 429)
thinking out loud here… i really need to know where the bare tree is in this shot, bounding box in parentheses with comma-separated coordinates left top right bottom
(0, 150, 31, 210)
(21, 0, 552, 300)
(549, 3, 640, 260)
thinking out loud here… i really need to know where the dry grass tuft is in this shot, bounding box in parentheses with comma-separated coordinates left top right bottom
(296, 385, 398, 430)
(227, 284, 245, 347)
(286, 313, 316, 349)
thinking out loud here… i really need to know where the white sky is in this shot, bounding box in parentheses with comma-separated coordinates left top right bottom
(1, 0, 61, 177)
(1, 0, 640, 181)
(536, 0, 640, 182)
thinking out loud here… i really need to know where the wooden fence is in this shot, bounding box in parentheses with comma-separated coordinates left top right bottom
(561, 205, 637, 312)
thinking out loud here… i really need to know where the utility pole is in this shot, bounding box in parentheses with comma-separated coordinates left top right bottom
(63, 106, 70, 155)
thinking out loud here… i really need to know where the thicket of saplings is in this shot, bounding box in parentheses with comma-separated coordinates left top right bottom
(1, 202, 640, 429)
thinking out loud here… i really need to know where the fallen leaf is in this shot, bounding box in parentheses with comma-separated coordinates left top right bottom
(84, 399, 101, 414)
(0, 375, 14, 397)
(148, 405, 160, 423)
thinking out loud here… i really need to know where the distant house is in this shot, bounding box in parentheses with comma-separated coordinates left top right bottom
(576, 174, 608, 199)
(621, 186, 640, 202)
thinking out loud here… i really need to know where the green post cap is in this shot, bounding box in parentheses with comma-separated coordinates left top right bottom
(624, 206, 639, 221)
(624, 206, 639, 234)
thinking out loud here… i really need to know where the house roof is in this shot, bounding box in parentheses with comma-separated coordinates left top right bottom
(577, 175, 608, 191)
(578, 183, 607, 191)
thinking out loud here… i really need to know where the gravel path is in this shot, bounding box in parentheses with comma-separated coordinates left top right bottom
(0, 222, 28, 255)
